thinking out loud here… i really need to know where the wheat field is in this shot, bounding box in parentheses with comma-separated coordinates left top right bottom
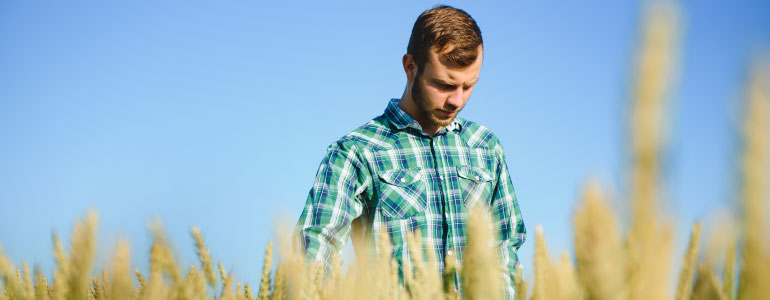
(2, 2, 769, 300)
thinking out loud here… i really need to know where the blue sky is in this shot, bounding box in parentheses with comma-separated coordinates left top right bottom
(1, 0, 768, 288)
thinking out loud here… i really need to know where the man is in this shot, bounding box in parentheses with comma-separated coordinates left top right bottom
(295, 5, 526, 298)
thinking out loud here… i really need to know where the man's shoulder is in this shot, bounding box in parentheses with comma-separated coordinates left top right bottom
(327, 115, 394, 153)
(456, 117, 504, 151)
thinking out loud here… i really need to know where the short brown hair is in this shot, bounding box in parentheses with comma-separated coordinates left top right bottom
(407, 5, 483, 72)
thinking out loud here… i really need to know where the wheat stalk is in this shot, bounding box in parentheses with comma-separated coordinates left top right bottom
(462, 205, 503, 300)
(674, 222, 701, 300)
(257, 242, 273, 300)
(626, 3, 679, 299)
(573, 180, 625, 300)
(191, 227, 217, 289)
(737, 60, 770, 300)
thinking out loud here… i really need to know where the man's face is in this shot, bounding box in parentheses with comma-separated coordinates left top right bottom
(410, 45, 483, 129)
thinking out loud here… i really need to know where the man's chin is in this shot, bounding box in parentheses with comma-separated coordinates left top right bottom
(430, 114, 455, 127)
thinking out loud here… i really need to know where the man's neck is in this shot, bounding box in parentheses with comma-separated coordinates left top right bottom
(397, 94, 440, 137)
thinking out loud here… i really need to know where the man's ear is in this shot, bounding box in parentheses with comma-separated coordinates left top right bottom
(402, 54, 417, 82)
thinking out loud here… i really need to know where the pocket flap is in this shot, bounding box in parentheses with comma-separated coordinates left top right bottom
(456, 166, 493, 182)
(378, 169, 425, 186)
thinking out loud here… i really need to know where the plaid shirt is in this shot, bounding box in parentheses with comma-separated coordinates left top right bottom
(295, 98, 526, 298)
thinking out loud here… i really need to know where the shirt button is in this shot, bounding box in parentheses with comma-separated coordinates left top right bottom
(447, 249, 453, 256)
(475, 175, 480, 181)
(439, 175, 444, 180)
(400, 178, 406, 183)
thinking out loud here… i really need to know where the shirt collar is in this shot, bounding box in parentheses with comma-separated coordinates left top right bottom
(384, 98, 463, 135)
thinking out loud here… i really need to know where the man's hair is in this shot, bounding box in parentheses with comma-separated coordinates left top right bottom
(407, 5, 483, 73)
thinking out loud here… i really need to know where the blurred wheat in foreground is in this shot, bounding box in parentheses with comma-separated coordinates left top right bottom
(2, 2, 770, 300)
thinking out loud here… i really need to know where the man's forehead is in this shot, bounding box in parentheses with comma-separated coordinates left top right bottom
(425, 46, 483, 83)
(428, 45, 484, 67)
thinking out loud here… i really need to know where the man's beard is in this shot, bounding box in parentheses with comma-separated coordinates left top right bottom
(411, 73, 462, 128)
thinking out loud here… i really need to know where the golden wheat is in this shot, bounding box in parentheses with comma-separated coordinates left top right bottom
(573, 180, 625, 300)
(674, 222, 702, 300)
(461, 206, 503, 300)
(736, 59, 770, 300)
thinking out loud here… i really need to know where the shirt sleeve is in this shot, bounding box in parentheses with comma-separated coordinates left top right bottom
(489, 140, 527, 300)
(294, 141, 372, 266)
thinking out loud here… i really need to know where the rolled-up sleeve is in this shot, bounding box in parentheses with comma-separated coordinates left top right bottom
(294, 141, 372, 265)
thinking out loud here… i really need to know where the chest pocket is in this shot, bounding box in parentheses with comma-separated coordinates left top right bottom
(376, 168, 428, 219)
(456, 165, 494, 208)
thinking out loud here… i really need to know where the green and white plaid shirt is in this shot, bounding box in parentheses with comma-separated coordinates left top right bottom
(295, 98, 526, 298)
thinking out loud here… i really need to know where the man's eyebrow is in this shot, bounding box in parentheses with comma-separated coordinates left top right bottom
(433, 78, 479, 87)
(432, 78, 454, 86)
(432, 78, 479, 88)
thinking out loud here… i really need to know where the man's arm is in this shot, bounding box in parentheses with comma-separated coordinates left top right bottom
(294, 141, 371, 266)
(489, 139, 527, 299)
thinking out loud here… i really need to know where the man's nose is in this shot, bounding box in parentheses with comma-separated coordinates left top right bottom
(446, 88, 464, 109)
